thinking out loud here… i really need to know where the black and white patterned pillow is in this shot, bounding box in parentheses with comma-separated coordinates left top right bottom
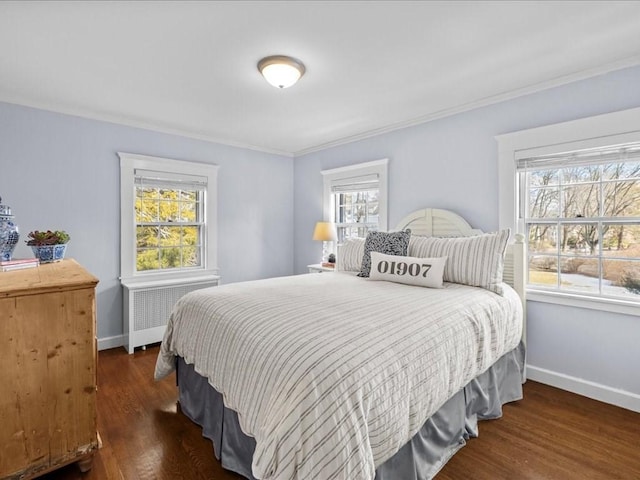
(357, 229, 411, 278)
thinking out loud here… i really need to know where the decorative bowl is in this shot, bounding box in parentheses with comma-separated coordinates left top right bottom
(31, 244, 67, 263)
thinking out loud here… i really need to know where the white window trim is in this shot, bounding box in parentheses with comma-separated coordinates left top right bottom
(497, 106, 640, 316)
(321, 158, 389, 233)
(119, 152, 219, 282)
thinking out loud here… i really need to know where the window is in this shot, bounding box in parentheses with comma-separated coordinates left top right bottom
(119, 153, 218, 280)
(497, 106, 640, 314)
(322, 159, 388, 243)
(521, 144, 640, 300)
(134, 169, 205, 272)
(332, 175, 379, 242)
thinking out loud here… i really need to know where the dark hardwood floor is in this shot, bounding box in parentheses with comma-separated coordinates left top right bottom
(41, 346, 640, 480)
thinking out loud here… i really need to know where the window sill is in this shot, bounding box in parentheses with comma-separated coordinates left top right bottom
(121, 269, 220, 288)
(527, 289, 640, 316)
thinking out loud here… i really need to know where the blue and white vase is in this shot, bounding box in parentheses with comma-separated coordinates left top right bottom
(0, 196, 19, 262)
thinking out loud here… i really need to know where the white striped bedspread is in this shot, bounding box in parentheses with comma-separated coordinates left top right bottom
(155, 272, 523, 480)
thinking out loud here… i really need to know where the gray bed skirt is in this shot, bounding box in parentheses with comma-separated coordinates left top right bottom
(176, 341, 525, 480)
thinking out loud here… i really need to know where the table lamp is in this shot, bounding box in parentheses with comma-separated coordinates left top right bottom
(312, 221, 337, 264)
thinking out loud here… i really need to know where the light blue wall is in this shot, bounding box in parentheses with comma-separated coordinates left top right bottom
(0, 102, 294, 342)
(294, 65, 640, 399)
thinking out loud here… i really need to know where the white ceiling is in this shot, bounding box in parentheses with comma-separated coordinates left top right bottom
(2, 1, 640, 157)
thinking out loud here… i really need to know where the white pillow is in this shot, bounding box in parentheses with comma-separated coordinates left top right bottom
(408, 229, 510, 294)
(337, 237, 366, 272)
(369, 252, 447, 288)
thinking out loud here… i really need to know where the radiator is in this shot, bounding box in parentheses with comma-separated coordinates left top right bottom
(122, 275, 219, 354)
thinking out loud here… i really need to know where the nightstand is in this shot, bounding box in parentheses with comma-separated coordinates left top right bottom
(307, 263, 336, 273)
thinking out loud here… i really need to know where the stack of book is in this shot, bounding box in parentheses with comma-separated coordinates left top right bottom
(1, 258, 40, 272)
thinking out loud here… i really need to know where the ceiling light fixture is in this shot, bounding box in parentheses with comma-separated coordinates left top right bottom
(257, 55, 306, 89)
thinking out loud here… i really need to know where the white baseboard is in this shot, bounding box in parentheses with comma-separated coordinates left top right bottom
(98, 335, 126, 351)
(527, 364, 640, 413)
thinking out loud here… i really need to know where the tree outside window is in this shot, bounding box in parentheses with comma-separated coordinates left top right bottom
(525, 155, 640, 299)
(333, 190, 379, 242)
(135, 187, 203, 271)
(119, 152, 218, 281)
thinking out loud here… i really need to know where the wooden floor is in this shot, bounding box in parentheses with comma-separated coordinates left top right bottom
(41, 346, 640, 480)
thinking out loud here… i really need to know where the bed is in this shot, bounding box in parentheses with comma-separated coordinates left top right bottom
(155, 208, 526, 480)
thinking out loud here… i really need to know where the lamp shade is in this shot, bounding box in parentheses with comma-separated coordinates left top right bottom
(258, 55, 306, 89)
(312, 222, 337, 242)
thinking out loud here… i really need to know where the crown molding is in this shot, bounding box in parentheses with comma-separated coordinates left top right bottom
(2, 54, 640, 160)
(0, 96, 295, 158)
(292, 55, 640, 157)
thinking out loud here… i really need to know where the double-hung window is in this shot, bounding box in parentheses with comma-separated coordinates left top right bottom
(134, 169, 206, 272)
(332, 175, 380, 242)
(322, 159, 388, 243)
(119, 153, 218, 280)
(498, 106, 640, 314)
(521, 144, 640, 300)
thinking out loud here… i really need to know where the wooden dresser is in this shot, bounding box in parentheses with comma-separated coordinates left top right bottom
(0, 259, 99, 479)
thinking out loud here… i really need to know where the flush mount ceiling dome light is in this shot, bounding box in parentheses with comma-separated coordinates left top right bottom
(258, 55, 306, 89)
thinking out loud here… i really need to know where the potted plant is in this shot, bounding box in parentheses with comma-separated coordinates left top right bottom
(26, 230, 70, 263)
